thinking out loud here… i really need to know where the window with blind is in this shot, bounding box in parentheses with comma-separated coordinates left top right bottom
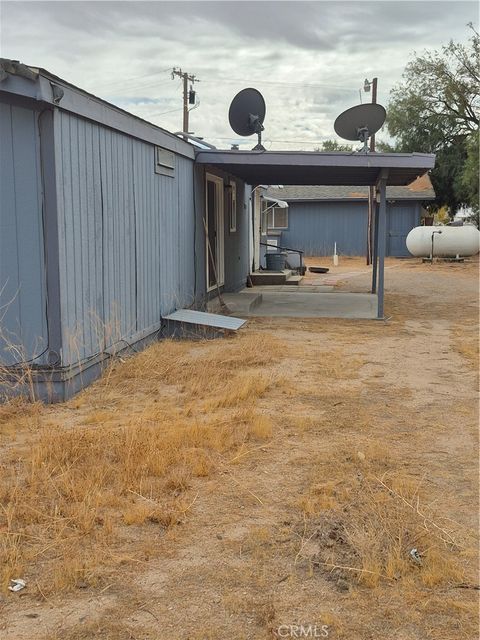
(267, 206, 288, 229)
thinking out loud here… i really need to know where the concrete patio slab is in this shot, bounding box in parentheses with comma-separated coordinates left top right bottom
(215, 292, 262, 316)
(224, 291, 378, 319)
(250, 284, 335, 293)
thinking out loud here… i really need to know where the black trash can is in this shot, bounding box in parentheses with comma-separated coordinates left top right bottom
(265, 252, 287, 270)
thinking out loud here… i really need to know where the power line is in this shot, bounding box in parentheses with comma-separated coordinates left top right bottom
(108, 80, 183, 116)
(145, 106, 184, 118)
(201, 77, 356, 90)
(93, 70, 357, 95)
(105, 81, 182, 105)
(103, 78, 177, 96)
(95, 67, 172, 91)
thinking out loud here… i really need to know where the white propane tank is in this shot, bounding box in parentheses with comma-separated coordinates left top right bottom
(406, 225, 480, 258)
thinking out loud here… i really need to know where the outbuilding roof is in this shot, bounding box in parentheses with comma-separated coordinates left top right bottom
(266, 173, 435, 202)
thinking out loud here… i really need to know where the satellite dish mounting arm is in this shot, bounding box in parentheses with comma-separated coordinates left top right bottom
(357, 126, 370, 153)
(249, 113, 265, 151)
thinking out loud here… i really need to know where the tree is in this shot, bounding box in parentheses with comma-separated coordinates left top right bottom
(430, 141, 469, 213)
(384, 25, 479, 215)
(315, 140, 353, 152)
(460, 132, 479, 214)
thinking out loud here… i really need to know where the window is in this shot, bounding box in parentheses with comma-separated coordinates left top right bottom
(154, 146, 175, 177)
(267, 206, 288, 229)
(227, 180, 237, 232)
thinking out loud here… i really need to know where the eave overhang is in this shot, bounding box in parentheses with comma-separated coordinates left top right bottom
(194, 150, 436, 186)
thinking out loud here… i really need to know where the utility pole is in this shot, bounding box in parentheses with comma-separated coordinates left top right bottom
(369, 78, 378, 152)
(364, 77, 378, 265)
(171, 68, 199, 138)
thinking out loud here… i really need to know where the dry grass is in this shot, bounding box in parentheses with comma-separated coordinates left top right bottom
(1, 259, 478, 639)
(0, 397, 43, 435)
(0, 332, 282, 595)
(295, 440, 476, 590)
(450, 323, 479, 371)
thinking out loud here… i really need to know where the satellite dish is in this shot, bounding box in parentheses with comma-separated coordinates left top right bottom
(228, 88, 266, 151)
(334, 103, 386, 153)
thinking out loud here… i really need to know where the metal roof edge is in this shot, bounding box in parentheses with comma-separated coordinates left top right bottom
(194, 149, 436, 167)
(195, 149, 435, 158)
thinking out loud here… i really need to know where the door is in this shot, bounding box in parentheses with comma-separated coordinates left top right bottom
(253, 189, 261, 271)
(205, 174, 224, 291)
(388, 204, 417, 257)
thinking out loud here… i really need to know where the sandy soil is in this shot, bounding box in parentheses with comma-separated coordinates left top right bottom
(1, 256, 478, 640)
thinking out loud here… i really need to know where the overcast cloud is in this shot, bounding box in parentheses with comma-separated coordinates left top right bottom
(1, 1, 478, 149)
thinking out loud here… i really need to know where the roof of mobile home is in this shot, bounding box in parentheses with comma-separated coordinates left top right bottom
(0, 58, 195, 159)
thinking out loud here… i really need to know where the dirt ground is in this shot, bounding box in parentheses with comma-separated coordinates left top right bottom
(1, 256, 479, 639)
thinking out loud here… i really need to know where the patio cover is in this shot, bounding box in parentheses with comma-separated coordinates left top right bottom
(194, 150, 435, 186)
(195, 149, 435, 319)
(195, 149, 436, 320)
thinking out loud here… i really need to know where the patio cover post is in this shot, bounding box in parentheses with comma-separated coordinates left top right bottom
(376, 171, 388, 319)
(371, 195, 379, 293)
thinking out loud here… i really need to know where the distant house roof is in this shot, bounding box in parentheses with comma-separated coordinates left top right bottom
(266, 173, 435, 201)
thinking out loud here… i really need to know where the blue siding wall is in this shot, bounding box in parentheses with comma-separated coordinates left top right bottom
(387, 203, 420, 257)
(54, 111, 196, 366)
(224, 179, 250, 292)
(281, 202, 368, 257)
(0, 102, 48, 365)
(279, 201, 420, 257)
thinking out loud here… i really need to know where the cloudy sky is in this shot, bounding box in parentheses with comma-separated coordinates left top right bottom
(1, 1, 477, 149)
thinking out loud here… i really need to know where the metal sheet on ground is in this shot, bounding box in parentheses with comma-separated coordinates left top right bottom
(164, 309, 246, 330)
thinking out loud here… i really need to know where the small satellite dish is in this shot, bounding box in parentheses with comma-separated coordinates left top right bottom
(334, 103, 386, 153)
(228, 88, 266, 151)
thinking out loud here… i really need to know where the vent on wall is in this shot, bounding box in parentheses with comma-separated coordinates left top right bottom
(154, 146, 175, 177)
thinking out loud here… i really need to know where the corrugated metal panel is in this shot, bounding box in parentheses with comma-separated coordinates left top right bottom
(0, 102, 48, 365)
(164, 309, 246, 330)
(54, 110, 197, 366)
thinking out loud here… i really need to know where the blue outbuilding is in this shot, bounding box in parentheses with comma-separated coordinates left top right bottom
(265, 176, 435, 257)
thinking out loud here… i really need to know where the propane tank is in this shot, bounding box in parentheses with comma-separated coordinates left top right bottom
(406, 225, 480, 258)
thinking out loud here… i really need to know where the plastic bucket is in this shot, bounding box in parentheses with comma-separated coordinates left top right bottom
(285, 251, 301, 269)
(265, 252, 286, 270)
